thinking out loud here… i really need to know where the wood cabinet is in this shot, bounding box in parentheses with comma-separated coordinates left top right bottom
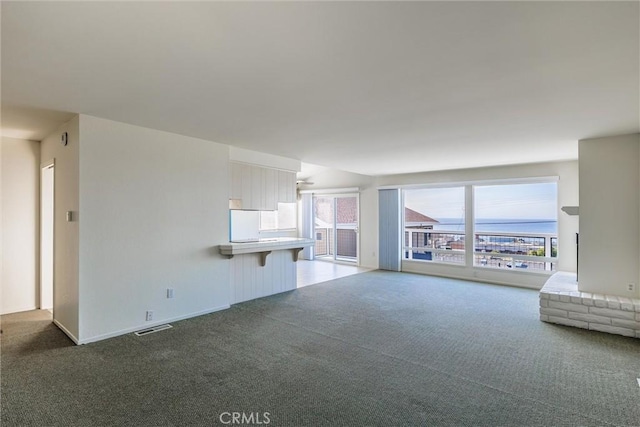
(230, 162, 296, 210)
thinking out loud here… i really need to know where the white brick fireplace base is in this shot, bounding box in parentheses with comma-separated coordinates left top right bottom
(540, 272, 640, 339)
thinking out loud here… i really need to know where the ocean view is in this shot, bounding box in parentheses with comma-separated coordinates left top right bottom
(432, 218, 557, 234)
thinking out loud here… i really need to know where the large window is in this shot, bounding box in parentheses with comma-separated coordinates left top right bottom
(259, 203, 297, 231)
(474, 182, 557, 271)
(404, 187, 466, 265)
(402, 180, 558, 272)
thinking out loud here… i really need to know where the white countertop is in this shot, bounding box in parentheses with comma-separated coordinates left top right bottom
(219, 237, 315, 256)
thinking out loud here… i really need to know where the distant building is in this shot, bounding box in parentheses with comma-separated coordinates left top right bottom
(404, 207, 439, 229)
(404, 208, 440, 260)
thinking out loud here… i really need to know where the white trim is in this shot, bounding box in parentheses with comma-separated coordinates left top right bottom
(299, 187, 359, 194)
(230, 160, 298, 174)
(465, 185, 474, 267)
(229, 147, 301, 172)
(53, 319, 79, 344)
(0, 305, 38, 315)
(378, 175, 559, 190)
(40, 162, 55, 311)
(41, 158, 55, 169)
(401, 263, 549, 290)
(74, 304, 230, 345)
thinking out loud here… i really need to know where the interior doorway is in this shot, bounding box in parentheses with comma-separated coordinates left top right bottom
(40, 162, 54, 311)
(313, 194, 359, 264)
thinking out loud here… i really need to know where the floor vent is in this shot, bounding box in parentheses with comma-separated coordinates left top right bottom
(134, 324, 173, 336)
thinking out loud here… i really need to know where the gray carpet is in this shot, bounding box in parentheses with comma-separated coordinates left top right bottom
(2, 270, 640, 426)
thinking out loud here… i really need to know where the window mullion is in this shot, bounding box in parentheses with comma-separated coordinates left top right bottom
(465, 185, 474, 267)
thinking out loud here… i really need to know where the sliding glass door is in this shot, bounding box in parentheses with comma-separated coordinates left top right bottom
(313, 194, 359, 263)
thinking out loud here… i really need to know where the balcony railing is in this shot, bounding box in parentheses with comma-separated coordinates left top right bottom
(404, 230, 466, 265)
(404, 229, 557, 271)
(315, 226, 358, 261)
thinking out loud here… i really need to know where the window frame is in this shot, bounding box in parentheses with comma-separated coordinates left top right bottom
(403, 185, 467, 266)
(258, 202, 297, 232)
(400, 177, 559, 274)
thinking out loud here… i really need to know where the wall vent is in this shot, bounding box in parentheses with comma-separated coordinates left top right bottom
(134, 324, 173, 336)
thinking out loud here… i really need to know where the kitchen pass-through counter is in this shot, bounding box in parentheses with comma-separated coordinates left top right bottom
(219, 237, 315, 265)
(219, 238, 315, 304)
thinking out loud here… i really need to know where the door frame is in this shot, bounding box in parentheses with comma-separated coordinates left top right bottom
(312, 192, 360, 265)
(40, 159, 55, 311)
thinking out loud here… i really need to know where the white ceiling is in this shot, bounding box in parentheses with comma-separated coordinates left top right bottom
(2, 1, 638, 176)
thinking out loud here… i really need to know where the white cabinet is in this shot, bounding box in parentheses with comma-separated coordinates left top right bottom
(229, 162, 243, 201)
(278, 170, 296, 203)
(262, 167, 277, 211)
(230, 162, 296, 210)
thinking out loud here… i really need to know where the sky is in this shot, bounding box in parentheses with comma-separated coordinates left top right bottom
(405, 182, 557, 221)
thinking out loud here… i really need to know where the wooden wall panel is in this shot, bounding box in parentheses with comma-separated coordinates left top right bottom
(230, 251, 297, 304)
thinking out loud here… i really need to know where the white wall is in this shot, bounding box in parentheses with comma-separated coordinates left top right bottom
(374, 161, 579, 289)
(1, 137, 40, 314)
(40, 117, 81, 338)
(77, 116, 230, 343)
(578, 133, 640, 298)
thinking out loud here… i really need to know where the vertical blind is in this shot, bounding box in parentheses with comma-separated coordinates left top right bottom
(378, 189, 401, 271)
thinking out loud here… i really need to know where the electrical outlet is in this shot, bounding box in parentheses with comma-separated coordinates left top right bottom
(628, 283, 635, 292)
(146, 310, 153, 321)
(167, 288, 174, 299)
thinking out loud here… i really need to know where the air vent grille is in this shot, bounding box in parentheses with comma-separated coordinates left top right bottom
(134, 324, 173, 336)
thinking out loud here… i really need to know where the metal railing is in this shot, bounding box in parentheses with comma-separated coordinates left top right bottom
(315, 226, 358, 261)
(404, 230, 466, 265)
(404, 229, 557, 271)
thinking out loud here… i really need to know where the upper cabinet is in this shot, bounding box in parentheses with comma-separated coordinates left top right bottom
(230, 162, 296, 210)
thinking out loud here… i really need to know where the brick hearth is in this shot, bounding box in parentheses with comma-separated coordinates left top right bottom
(540, 272, 640, 338)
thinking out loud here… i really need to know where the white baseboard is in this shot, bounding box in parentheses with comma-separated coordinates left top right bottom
(76, 304, 231, 345)
(53, 319, 80, 344)
(0, 305, 38, 316)
(401, 262, 546, 290)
